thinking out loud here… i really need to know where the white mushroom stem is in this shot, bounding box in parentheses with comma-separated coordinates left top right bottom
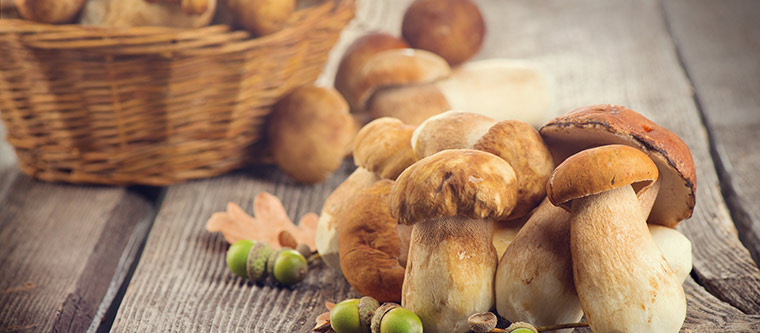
(571, 185, 686, 332)
(649, 224, 693, 283)
(316, 167, 379, 273)
(403, 216, 497, 333)
(495, 199, 581, 331)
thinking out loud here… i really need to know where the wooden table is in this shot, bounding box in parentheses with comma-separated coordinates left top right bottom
(2, 0, 759, 331)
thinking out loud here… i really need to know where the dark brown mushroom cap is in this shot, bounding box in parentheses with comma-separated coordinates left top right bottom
(353, 118, 417, 180)
(539, 104, 696, 227)
(547, 145, 659, 210)
(390, 149, 518, 225)
(338, 180, 406, 302)
(474, 120, 555, 220)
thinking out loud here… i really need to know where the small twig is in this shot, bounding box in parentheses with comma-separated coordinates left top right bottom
(308, 252, 321, 263)
(536, 322, 589, 331)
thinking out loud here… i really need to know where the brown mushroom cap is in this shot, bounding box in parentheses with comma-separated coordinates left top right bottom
(367, 83, 451, 126)
(401, 0, 485, 66)
(474, 120, 555, 220)
(390, 149, 518, 225)
(539, 104, 696, 227)
(411, 110, 497, 160)
(547, 145, 659, 210)
(353, 118, 417, 180)
(335, 33, 410, 112)
(16, 0, 86, 24)
(338, 180, 406, 302)
(353, 48, 451, 111)
(268, 85, 357, 183)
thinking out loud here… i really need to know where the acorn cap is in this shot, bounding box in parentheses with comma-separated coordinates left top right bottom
(246, 241, 274, 282)
(474, 120, 555, 220)
(390, 149, 518, 225)
(547, 145, 659, 210)
(353, 118, 417, 180)
(370, 303, 400, 333)
(353, 48, 451, 110)
(334, 33, 410, 112)
(338, 180, 406, 302)
(411, 110, 497, 160)
(358, 296, 380, 333)
(539, 104, 696, 227)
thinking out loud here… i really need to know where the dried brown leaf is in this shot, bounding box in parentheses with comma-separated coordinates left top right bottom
(206, 192, 318, 250)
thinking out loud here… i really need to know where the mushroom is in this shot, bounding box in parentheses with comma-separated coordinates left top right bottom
(401, 0, 485, 66)
(352, 48, 452, 113)
(225, 0, 296, 36)
(547, 144, 686, 332)
(80, 0, 216, 27)
(539, 104, 696, 228)
(389, 149, 518, 333)
(16, 0, 86, 23)
(267, 85, 357, 184)
(649, 224, 692, 283)
(411, 110, 497, 160)
(338, 180, 411, 302)
(334, 33, 410, 113)
(473, 119, 555, 220)
(316, 118, 416, 273)
(368, 59, 554, 126)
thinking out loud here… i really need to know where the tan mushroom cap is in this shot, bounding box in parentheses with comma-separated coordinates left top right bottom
(353, 48, 451, 110)
(390, 149, 518, 225)
(268, 85, 357, 183)
(334, 33, 410, 112)
(338, 180, 407, 302)
(547, 145, 659, 210)
(353, 118, 417, 180)
(367, 83, 451, 126)
(539, 104, 696, 227)
(474, 120, 555, 220)
(411, 110, 497, 160)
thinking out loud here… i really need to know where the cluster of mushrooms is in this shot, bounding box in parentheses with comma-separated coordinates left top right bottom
(316, 104, 696, 332)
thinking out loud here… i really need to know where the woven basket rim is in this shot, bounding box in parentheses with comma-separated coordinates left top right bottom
(0, 0, 353, 55)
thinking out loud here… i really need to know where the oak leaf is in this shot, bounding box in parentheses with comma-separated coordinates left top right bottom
(206, 192, 318, 251)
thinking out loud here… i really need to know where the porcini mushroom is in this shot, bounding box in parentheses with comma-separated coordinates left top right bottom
(401, 0, 485, 66)
(334, 33, 410, 113)
(547, 145, 686, 332)
(539, 104, 696, 228)
(368, 59, 554, 126)
(389, 149, 518, 333)
(316, 118, 416, 273)
(16, 0, 86, 24)
(267, 85, 357, 184)
(338, 180, 410, 302)
(411, 110, 497, 160)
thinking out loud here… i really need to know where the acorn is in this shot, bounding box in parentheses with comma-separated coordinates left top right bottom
(270, 248, 309, 286)
(227, 239, 255, 278)
(331, 299, 362, 333)
(505, 322, 538, 333)
(246, 241, 274, 282)
(378, 307, 423, 333)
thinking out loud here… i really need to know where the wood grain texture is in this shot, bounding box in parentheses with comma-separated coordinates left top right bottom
(663, 0, 760, 269)
(111, 163, 358, 332)
(110, 0, 760, 331)
(0, 177, 157, 332)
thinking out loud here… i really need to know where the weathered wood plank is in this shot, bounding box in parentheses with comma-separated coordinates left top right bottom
(111, 163, 358, 332)
(663, 0, 760, 268)
(111, 0, 760, 331)
(0, 177, 158, 332)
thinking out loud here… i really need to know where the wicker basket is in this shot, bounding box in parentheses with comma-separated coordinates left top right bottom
(0, 0, 354, 185)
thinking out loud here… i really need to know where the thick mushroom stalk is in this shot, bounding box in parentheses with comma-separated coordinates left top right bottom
(548, 145, 686, 332)
(390, 149, 518, 333)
